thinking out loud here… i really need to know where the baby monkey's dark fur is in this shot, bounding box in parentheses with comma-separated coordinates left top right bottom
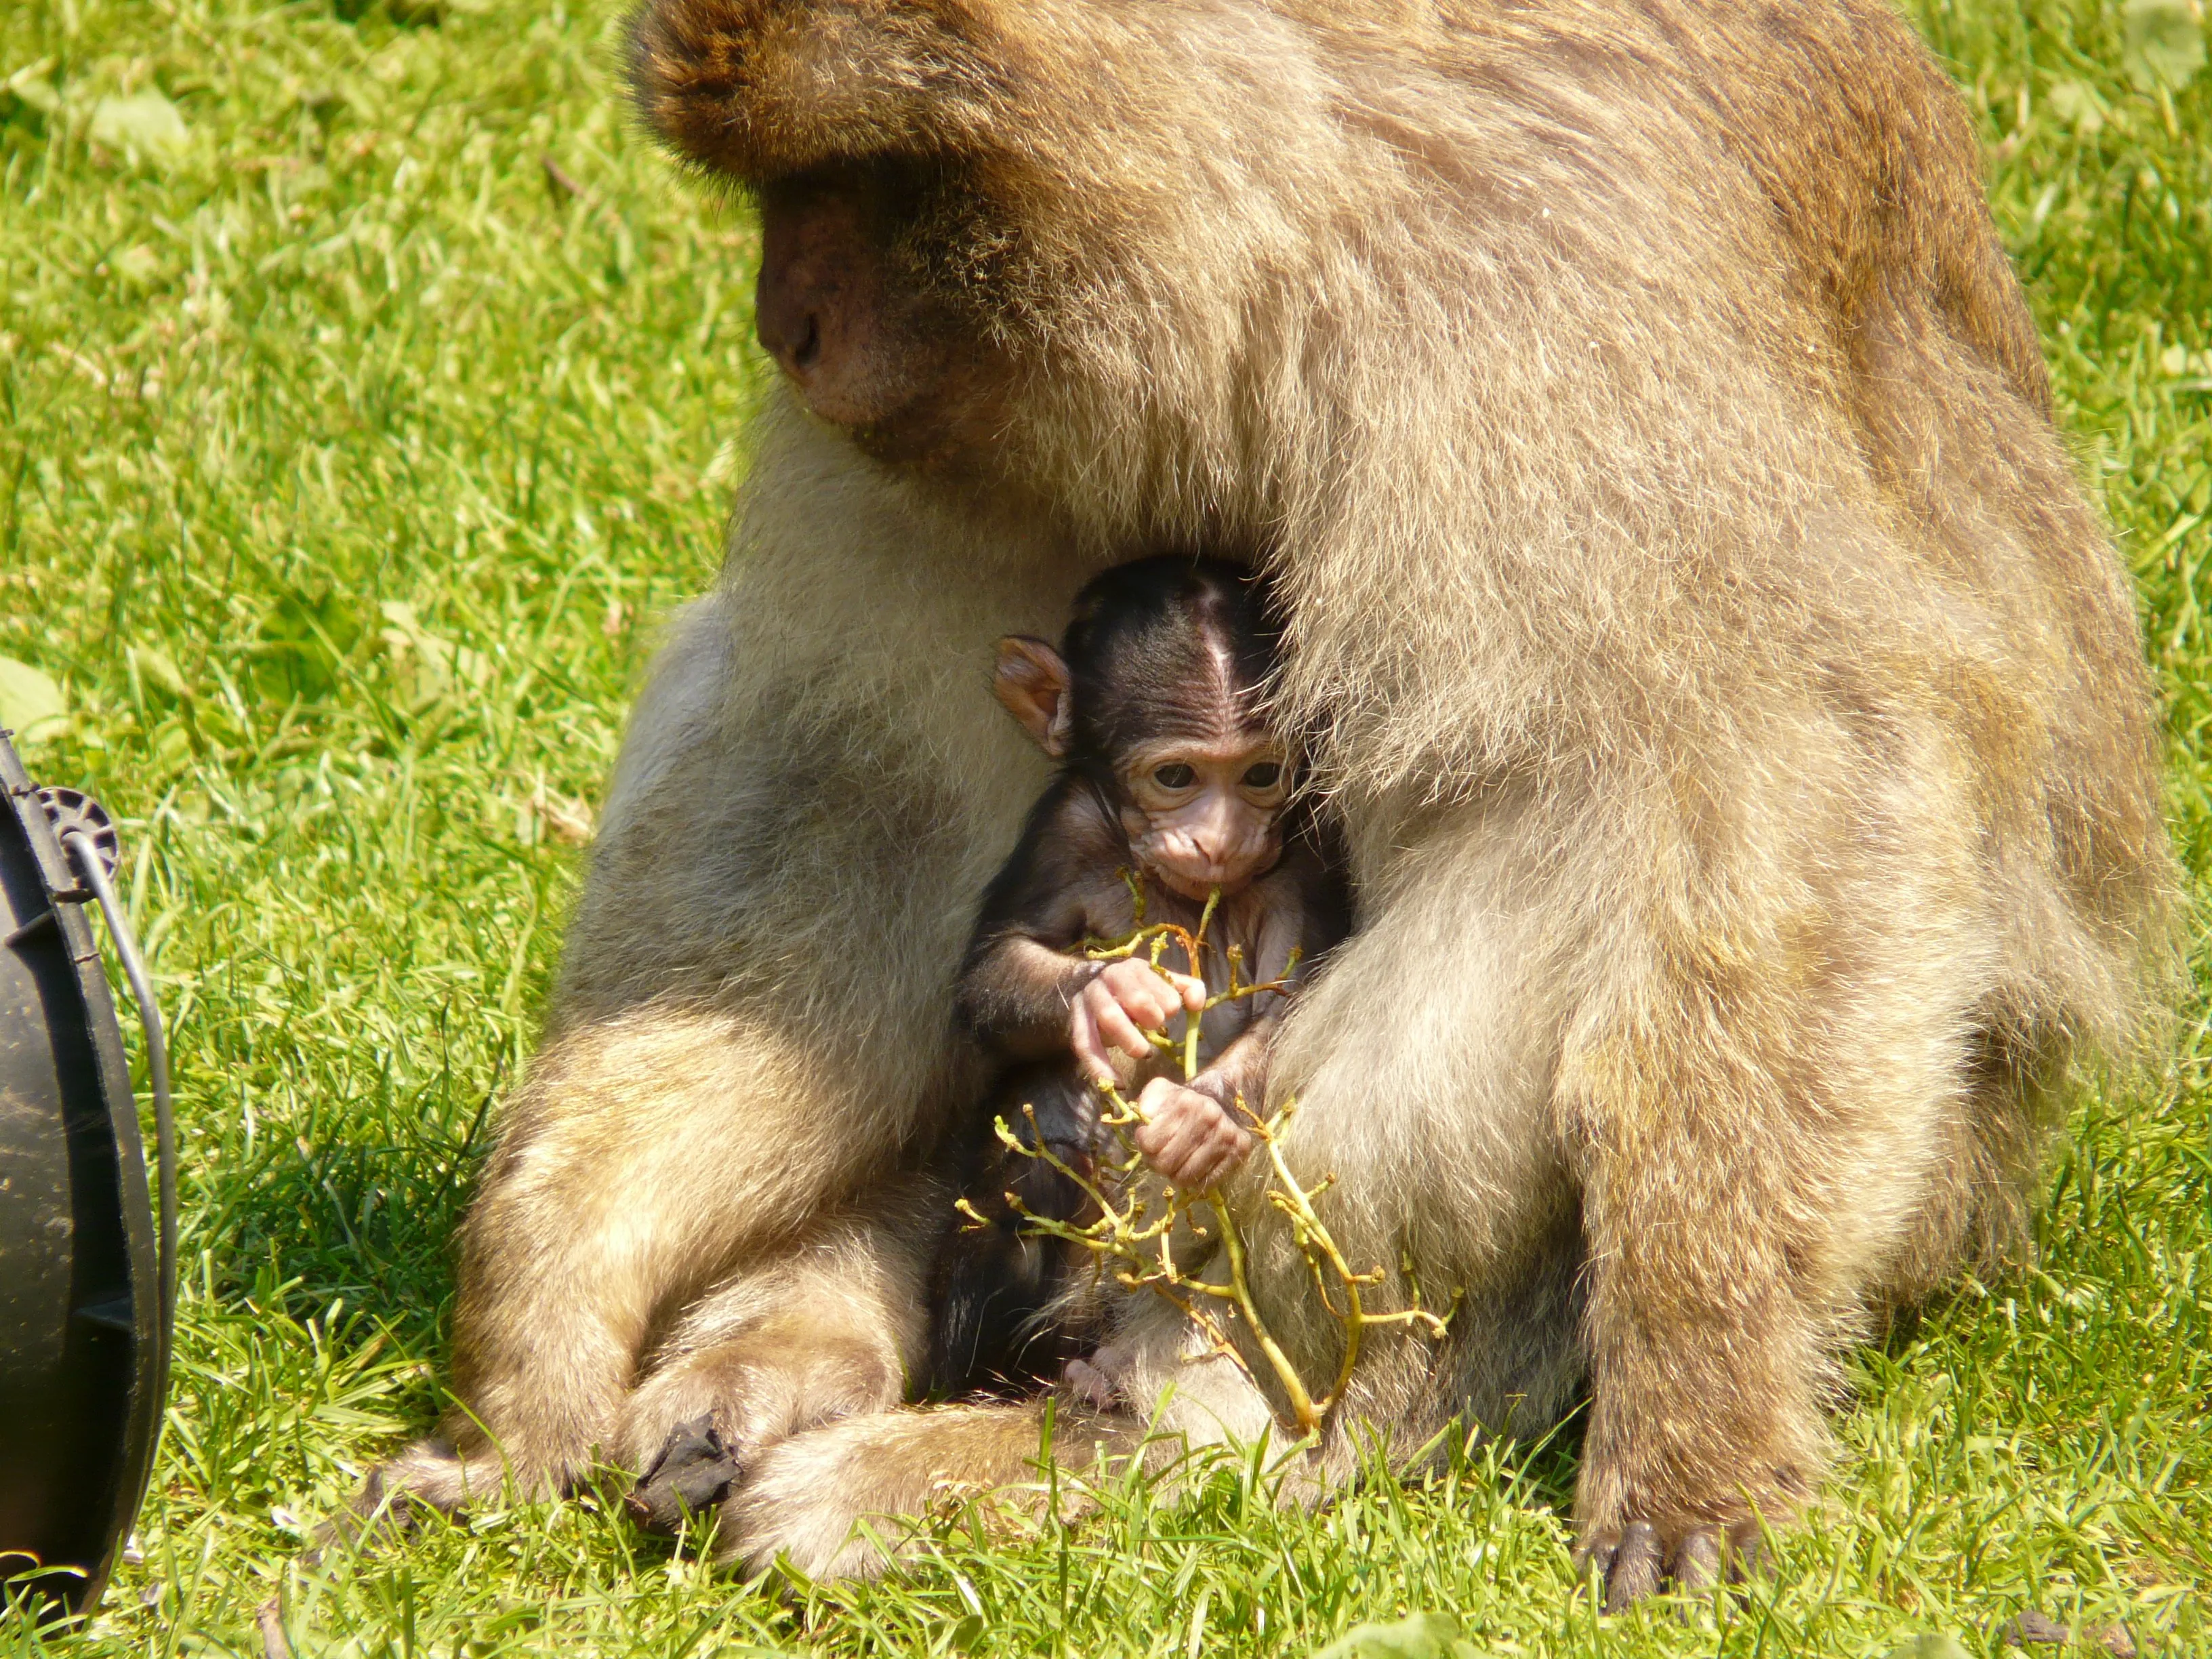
(928, 558, 1351, 1395)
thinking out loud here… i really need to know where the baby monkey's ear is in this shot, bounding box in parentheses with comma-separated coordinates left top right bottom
(993, 636, 1073, 758)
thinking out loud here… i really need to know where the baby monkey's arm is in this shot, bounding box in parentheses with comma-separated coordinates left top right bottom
(955, 786, 1204, 1072)
(965, 936, 1206, 1078)
(958, 928, 1106, 1061)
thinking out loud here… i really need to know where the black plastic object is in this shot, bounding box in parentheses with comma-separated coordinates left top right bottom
(0, 731, 173, 1618)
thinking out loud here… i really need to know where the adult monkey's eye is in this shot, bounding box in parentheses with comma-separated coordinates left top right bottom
(1153, 763, 1197, 789)
(1242, 762, 1282, 789)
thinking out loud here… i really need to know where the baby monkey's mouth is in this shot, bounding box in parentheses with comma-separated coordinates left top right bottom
(1137, 844, 1284, 903)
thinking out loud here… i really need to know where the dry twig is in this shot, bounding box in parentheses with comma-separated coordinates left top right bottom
(968, 878, 1454, 1439)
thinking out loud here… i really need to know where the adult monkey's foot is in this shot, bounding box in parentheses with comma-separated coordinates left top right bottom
(1061, 1344, 1134, 1412)
(1576, 1518, 1768, 1612)
(626, 1415, 743, 1534)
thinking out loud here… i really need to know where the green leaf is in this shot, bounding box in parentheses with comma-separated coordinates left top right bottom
(0, 656, 68, 744)
(1887, 1637, 1972, 1659)
(2046, 79, 2111, 134)
(251, 590, 365, 704)
(1310, 1612, 1476, 1659)
(2123, 0, 2207, 93)
(129, 642, 192, 703)
(87, 90, 190, 167)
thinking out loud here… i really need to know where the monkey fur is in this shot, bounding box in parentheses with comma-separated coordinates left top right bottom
(365, 0, 2175, 1605)
(926, 556, 1351, 1399)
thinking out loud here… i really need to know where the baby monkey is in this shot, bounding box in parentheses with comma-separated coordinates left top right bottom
(928, 556, 1351, 1395)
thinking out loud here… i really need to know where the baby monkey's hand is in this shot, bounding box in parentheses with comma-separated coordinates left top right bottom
(1133, 1076, 1254, 1191)
(1071, 959, 1206, 1084)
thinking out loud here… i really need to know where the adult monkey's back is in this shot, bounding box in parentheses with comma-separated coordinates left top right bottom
(371, 0, 2174, 1606)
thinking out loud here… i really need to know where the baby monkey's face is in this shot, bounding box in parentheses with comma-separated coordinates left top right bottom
(1118, 732, 1290, 901)
(990, 621, 1294, 902)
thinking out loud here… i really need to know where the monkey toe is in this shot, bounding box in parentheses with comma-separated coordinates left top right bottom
(627, 1415, 743, 1535)
(317, 1438, 503, 1560)
(1605, 1520, 1664, 1612)
(1062, 1355, 1126, 1412)
(1672, 1524, 1724, 1591)
(1576, 1518, 1766, 1612)
(312, 1468, 421, 1559)
(1720, 1519, 1768, 1582)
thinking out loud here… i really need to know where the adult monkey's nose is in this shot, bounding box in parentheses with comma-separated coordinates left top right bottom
(754, 251, 828, 380)
(754, 179, 898, 428)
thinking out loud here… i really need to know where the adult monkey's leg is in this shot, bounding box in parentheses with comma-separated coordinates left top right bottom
(375, 594, 936, 1508)
(428, 1002, 898, 1499)
(623, 1181, 946, 1531)
(1558, 745, 1998, 1607)
(373, 467, 1086, 1515)
(371, 598, 813, 1509)
(717, 790, 1596, 1578)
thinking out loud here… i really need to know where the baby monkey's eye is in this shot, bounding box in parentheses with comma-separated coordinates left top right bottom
(1153, 763, 1197, 790)
(1242, 762, 1282, 790)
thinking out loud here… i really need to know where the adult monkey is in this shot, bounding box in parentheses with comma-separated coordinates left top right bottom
(371, 0, 2173, 1607)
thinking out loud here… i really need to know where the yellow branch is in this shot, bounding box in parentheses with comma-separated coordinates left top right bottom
(987, 883, 1452, 1439)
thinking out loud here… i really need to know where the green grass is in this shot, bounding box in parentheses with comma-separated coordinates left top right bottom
(1, 0, 2207, 1652)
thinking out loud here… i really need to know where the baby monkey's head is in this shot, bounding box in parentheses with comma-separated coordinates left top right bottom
(994, 556, 1291, 900)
